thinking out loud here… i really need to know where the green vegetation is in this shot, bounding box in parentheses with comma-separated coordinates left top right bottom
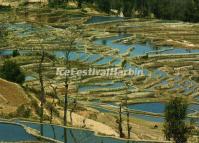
(0, 5, 11, 12)
(96, 0, 111, 13)
(0, 60, 25, 84)
(77, 0, 83, 8)
(163, 97, 192, 143)
(16, 104, 31, 118)
(0, 25, 8, 48)
(85, 0, 199, 22)
(36, 0, 199, 22)
(12, 50, 20, 57)
(48, 0, 75, 9)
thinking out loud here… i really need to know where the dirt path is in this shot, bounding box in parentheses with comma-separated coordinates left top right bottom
(58, 109, 119, 137)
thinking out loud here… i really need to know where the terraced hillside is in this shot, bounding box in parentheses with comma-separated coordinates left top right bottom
(0, 1, 198, 143)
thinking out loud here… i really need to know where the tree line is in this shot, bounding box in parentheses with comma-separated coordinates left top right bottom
(94, 0, 199, 22)
(49, 0, 199, 22)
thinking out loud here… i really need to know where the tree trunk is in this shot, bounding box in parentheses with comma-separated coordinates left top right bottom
(70, 99, 77, 125)
(118, 103, 124, 138)
(127, 111, 131, 139)
(38, 50, 45, 136)
(63, 80, 68, 143)
(64, 81, 68, 126)
(125, 94, 131, 139)
(49, 85, 57, 124)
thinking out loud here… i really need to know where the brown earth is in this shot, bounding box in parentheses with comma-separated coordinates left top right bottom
(0, 78, 29, 113)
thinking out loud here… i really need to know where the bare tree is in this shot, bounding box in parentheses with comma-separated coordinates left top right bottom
(62, 27, 81, 143)
(62, 27, 81, 125)
(70, 98, 77, 125)
(38, 49, 45, 136)
(125, 95, 132, 139)
(48, 81, 58, 124)
(70, 76, 80, 125)
(116, 102, 125, 138)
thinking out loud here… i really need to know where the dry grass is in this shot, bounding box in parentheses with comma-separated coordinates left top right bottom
(0, 78, 29, 113)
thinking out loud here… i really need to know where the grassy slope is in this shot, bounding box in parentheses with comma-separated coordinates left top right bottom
(0, 78, 29, 113)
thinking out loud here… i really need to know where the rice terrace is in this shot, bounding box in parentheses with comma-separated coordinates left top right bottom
(0, 0, 198, 143)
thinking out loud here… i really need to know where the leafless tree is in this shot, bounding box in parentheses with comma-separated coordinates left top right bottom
(62, 26, 81, 143)
(116, 102, 125, 138)
(70, 98, 77, 125)
(125, 94, 132, 139)
(48, 81, 58, 124)
(38, 49, 45, 136)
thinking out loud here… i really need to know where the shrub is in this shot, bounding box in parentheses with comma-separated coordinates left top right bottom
(163, 97, 192, 143)
(0, 60, 25, 84)
(16, 104, 31, 118)
(12, 50, 20, 57)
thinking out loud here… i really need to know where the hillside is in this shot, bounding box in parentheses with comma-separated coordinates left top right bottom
(0, 78, 29, 114)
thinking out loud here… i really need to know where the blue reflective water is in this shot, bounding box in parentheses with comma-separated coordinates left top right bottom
(128, 103, 165, 114)
(94, 34, 131, 54)
(25, 76, 36, 81)
(18, 121, 144, 143)
(128, 103, 197, 114)
(0, 50, 29, 56)
(189, 104, 199, 111)
(0, 123, 38, 142)
(85, 16, 124, 24)
(0, 50, 13, 56)
(95, 34, 199, 56)
(86, 54, 101, 63)
(112, 58, 122, 65)
(53, 51, 78, 61)
(95, 56, 113, 65)
(77, 52, 90, 61)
